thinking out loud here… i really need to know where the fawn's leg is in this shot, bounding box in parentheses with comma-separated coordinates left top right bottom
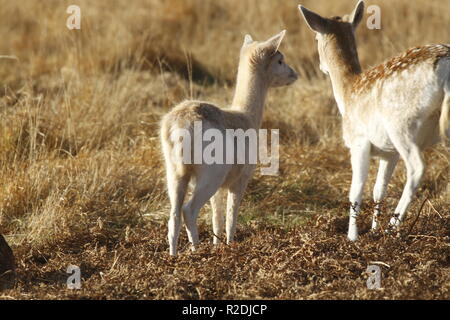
(226, 174, 251, 244)
(183, 166, 228, 250)
(167, 169, 190, 256)
(211, 188, 227, 245)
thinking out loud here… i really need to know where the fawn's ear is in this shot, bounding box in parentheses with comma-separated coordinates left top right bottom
(243, 34, 254, 47)
(350, 0, 365, 29)
(261, 30, 286, 55)
(299, 5, 330, 34)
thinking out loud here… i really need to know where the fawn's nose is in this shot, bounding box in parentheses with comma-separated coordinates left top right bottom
(290, 69, 299, 81)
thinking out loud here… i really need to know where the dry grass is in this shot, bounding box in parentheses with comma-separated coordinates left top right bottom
(0, 0, 448, 299)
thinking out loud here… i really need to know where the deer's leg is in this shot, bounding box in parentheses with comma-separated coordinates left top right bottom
(167, 169, 190, 256)
(183, 166, 228, 251)
(226, 174, 251, 244)
(348, 141, 371, 241)
(389, 141, 425, 231)
(210, 188, 227, 245)
(372, 153, 399, 230)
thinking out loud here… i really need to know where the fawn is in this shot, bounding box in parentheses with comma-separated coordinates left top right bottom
(160, 31, 298, 255)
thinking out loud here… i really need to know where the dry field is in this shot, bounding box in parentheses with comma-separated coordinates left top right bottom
(0, 0, 448, 299)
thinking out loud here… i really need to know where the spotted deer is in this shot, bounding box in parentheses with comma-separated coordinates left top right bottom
(160, 31, 298, 255)
(299, 1, 450, 240)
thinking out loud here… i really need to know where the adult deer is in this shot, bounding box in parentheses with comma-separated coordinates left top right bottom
(299, 1, 449, 240)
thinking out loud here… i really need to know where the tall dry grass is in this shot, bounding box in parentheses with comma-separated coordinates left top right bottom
(0, 0, 448, 298)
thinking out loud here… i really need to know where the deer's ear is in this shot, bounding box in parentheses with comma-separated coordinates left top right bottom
(243, 34, 254, 47)
(299, 5, 330, 34)
(261, 30, 286, 55)
(350, 0, 365, 29)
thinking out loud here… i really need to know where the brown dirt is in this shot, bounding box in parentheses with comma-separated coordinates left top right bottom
(2, 206, 448, 300)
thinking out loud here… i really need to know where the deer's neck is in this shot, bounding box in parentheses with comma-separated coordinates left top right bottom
(231, 64, 268, 128)
(327, 40, 362, 116)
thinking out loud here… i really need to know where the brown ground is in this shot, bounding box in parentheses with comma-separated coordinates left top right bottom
(0, 0, 449, 300)
(7, 209, 450, 299)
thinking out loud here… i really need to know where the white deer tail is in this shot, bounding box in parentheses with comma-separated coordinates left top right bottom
(439, 79, 450, 140)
